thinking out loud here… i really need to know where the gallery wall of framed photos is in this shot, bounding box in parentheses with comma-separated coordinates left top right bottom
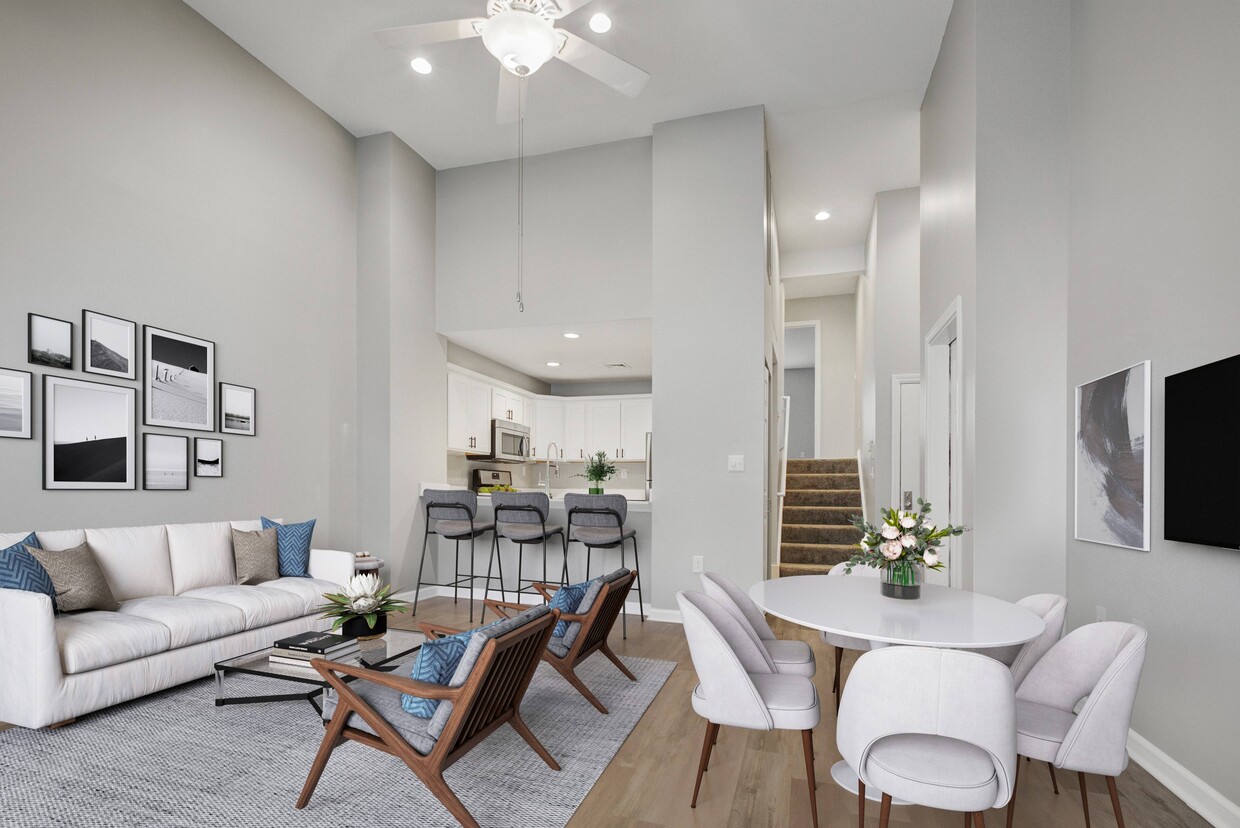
(2, 309, 256, 493)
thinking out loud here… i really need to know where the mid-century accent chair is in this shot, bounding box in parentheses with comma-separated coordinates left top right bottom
(699, 571, 815, 677)
(821, 562, 880, 711)
(564, 493, 644, 637)
(297, 605, 559, 828)
(483, 491, 565, 621)
(837, 646, 1017, 827)
(1008, 622, 1148, 828)
(485, 568, 638, 714)
(412, 489, 495, 623)
(678, 590, 822, 828)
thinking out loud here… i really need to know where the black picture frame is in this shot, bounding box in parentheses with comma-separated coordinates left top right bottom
(0, 366, 34, 440)
(42, 375, 136, 490)
(219, 382, 256, 436)
(28, 313, 73, 370)
(143, 433, 189, 491)
(194, 437, 223, 478)
(83, 309, 137, 380)
(143, 325, 216, 432)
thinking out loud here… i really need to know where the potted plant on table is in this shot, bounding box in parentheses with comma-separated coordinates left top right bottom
(577, 450, 617, 495)
(846, 499, 965, 599)
(315, 573, 409, 640)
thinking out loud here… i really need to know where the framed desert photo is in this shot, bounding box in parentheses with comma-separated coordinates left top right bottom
(219, 382, 256, 436)
(144, 326, 215, 432)
(83, 310, 137, 380)
(43, 375, 136, 490)
(1075, 360, 1152, 551)
(28, 313, 73, 370)
(0, 367, 33, 439)
(194, 437, 223, 478)
(144, 433, 189, 491)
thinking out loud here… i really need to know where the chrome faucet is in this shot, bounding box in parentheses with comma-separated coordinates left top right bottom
(541, 442, 560, 494)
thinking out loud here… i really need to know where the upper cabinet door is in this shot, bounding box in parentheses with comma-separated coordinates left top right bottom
(563, 402, 588, 460)
(468, 380, 493, 449)
(533, 399, 564, 458)
(508, 393, 526, 425)
(620, 398, 653, 461)
(587, 400, 623, 459)
(447, 372, 472, 452)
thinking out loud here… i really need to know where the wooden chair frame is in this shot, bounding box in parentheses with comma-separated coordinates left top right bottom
(296, 609, 560, 828)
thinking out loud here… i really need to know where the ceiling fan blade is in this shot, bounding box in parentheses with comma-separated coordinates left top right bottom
(496, 67, 521, 125)
(547, 0, 599, 18)
(555, 30, 650, 97)
(373, 18, 484, 54)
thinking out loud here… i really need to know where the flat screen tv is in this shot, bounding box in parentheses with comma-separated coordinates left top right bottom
(1164, 353, 1240, 549)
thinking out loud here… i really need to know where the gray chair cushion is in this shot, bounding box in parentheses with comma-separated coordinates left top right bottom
(546, 637, 571, 658)
(570, 526, 636, 546)
(763, 639, 816, 677)
(497, 522, 563, 542)
(1015, 699, 1077, 762)
(231, 527, 279, 585)
(423, 489, 478, 521)
(559, 568, 630, 651)
(434, 519, 494, 539)
(27, 542, 119, 612)
(490, 491, 551, 523)
(322, 676, 437, 756)
(564, 493, 629, 526)
(864, 733, 999, 813)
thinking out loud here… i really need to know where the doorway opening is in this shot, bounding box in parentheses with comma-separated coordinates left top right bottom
(924, 297, 963, 588)
(783, 322, 820, 459)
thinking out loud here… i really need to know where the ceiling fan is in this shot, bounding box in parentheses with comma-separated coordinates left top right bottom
(375, 0, 650, 117)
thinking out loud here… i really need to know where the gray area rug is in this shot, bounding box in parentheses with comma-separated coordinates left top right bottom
(0, 653, 674, 828)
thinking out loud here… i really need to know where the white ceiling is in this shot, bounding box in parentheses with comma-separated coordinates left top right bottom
(184, 0, 950, 257)
(784, 325, 817, 370)
(446, 318, 652, 383)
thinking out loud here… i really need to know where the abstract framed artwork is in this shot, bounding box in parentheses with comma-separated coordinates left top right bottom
(43, 375, 136, 490)
(194, 437, 223, 478)
(144, 326, 215, 432)
(1075, 360, 1151, 551)
(144, 433, 189, 491)
(83, 310, 137, 380)
(0, 367, 33, 439)
(219, 382, 256, 436)
(28, 313, 72, 370)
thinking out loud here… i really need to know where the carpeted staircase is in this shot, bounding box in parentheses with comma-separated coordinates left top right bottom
(779, 457, 865, 577)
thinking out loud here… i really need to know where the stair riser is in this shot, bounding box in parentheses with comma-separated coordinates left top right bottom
(784, 489, 862, 507)
(786, 458, 859, 475)
(782, 506, 861, 526)
(779, 544, 856, 567)
(781, 524, 863, 545)
(786, 474, 861, 491)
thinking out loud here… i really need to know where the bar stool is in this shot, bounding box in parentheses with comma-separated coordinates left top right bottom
(411, 489, 494, 624)
(483, 491, 565, 622)
(565, 493, 643, 638)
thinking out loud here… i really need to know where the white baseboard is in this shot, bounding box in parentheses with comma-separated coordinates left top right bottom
(1128, 729, 1240, 828)
(395, 585, 683, 624)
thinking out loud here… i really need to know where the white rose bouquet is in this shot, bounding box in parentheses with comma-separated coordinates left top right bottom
(846, 499, 964, 587)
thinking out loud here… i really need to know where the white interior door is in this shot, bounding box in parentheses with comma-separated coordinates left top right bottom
(891, 374, 921, 511)
(924, 298, 964, 588)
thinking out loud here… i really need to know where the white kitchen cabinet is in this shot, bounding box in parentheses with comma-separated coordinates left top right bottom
(448, 371, 493, 453)
(620, 398, 653, 461)
(563, 402, 588, 460)
(587, 400, 622, 459)
(491, 388, 526, 424)
(532, 399, 564, 459)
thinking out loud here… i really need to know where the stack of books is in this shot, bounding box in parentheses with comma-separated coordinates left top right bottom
(269, 631, 361, 673)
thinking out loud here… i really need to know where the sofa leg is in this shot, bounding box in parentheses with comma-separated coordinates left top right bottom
(46, 718, 76, 729)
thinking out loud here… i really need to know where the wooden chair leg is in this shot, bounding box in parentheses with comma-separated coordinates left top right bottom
(1047, 761, 1060, 794)
(601, 643, 637, 681)
(427, 771, 481, 828)
(1106, 775, 1126, 828)
(558, 663, 609, 714)
(858, 779, 865, 828)
(879, 792, 892, 828)
(1007, 752, 1021, 828)
(801, 729, 819, 828)
(965, 813, 972, 828)
(691, 721, 719, 807)
(973, 812, 986, 827)
(1078, 771, 1091, 828)
(295, 711, 347, 809)
(510, 712, 560, 771)
(833, 647, 843, 694)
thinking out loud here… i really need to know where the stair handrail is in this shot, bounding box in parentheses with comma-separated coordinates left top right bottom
(856, 448, 869, 524)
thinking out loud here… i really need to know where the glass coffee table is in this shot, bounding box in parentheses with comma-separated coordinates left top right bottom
(214, 628, 425, 713)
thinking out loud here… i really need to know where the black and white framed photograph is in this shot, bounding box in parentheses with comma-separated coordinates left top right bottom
(219, 382, 256, 436)
(194, 437, 223, 478)
(43, 375, 136, 490)
(144, 326, 215, 432)
(83, 310, 137, 380)
(0, 367, 33, 440)
(1075, 360, 1151, 551)
(28, 313, 73, 370)
(144, 433, 189, 491)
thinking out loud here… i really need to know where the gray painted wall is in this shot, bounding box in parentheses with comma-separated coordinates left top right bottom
(784, 368, 815, 459)
(447, 343, 551, 395)
(1068, 0, 1240, 804)
(786, 295, 858, 460)
(0, 0, 359, 546)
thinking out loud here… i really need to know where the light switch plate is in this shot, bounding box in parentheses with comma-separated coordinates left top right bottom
(728, 455, 745, 472)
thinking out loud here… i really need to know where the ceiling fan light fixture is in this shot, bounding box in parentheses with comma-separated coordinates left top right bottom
(482, 9, 558, 76)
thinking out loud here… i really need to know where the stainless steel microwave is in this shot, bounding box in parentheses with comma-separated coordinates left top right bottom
(468, 419, 530, 464)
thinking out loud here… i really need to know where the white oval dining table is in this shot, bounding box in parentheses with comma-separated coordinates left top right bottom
(748, 575, 1046, 804)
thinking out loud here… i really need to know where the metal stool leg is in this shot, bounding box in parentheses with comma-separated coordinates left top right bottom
(517, 544, 525, 601)
(481, 533, 500, 624)
(496, 536, 507, 605)
(412, 528, 431, 616)
(542, 535, 549, 591)
(468, 534, 477, 623)
(561, 536, 571, 586)
(616, 541, 627, 639)
(453, 539, 461, 605)
(630, 534, 644, 624)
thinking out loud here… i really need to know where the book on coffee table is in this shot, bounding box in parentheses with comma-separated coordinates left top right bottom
(273, 631, 356, 654)
(269, 653, 360, 670)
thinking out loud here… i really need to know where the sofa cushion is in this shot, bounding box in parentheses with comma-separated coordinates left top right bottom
(84, 525, 174, 601)
(28, 542, 119, 612)
(0, 533, 56, 606)
(55, 611, 171, 674)
(118, 595, 246, 649)
(232, 527, 280, 585)
(167, 522, 236, 594)
(0, 531, 35, 549)
(34, 529, 86, 551)
(180, 584, 307, 630)
(262, 577, 337, 615)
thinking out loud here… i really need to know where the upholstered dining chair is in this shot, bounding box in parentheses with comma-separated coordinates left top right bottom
(821, 561, 880, 711)
(412, 489, 495, 623)
(1007, 622, 1147, 828)
(699, 571, 815, 677)
(837, 646, 1017, 827)
(965, 593, 1068, 688)
(297, 605, 559, 828)
(677, 590, 822, 828)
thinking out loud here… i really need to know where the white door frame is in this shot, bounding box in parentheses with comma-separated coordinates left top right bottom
(783, 320, 821, 458)
(890, 373, 921, 508)
(923, 297, 964, 589)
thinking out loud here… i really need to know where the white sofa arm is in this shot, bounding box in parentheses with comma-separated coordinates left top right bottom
(309, 548, 355, 588)
(0, 589, 63, 729)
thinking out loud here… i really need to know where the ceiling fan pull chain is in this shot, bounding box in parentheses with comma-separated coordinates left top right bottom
(516, 74, 527, 313)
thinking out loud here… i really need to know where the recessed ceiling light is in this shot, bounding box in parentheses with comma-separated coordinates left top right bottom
(563, 332, 580, 339)
(589, 13, 612, 33)
(546, 361, 561, 367)
(410, 58, 432, 75)
(815, 211, 831, 221)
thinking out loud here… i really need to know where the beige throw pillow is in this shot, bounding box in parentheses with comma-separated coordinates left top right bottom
(232, 527, 280, 585)
(26, 542, 119, 612)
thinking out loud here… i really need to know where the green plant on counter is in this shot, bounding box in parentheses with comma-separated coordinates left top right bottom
(576, 451, 617, 485)
(477, 485, 518, 493)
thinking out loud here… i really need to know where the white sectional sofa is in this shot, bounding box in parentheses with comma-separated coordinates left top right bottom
(0, 519, 355, 729)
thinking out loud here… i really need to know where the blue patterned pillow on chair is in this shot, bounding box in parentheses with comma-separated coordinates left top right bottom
(260, 517, 315, 578)
(549, 580, 591, 638)
(0, 534, 56, 608)
(401, 630, 473, 718)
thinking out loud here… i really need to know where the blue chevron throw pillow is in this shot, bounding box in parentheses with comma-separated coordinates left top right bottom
(549, 580, 591, 638)
(401, 629, 472, 718)
(260, 517, 315, 578)
(0, 534, 57, 608)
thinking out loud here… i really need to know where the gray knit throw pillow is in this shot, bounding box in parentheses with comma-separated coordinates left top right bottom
(232, 527, 280, 585)
(26, 542, 119, 612)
